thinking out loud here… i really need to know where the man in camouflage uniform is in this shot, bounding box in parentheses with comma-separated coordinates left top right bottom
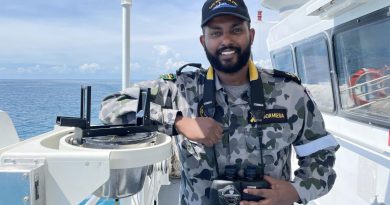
(100, 0, 339, 204)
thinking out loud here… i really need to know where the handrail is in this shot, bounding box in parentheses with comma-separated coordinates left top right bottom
(345, 95, 390, 111)
(340, 74, 390, 92)
(355, 87, 387, 98)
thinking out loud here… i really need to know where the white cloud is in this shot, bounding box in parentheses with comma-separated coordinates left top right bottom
(49, 64, 68, 73)
(16, 65, 42, 73)
(254, 59, 272, 69)
(130, 62, 141, 71)
(153, 45, 171, 56)
(0, 19, 121, 66)
(175, 53, 181, 58)
(164, 58, 186, 71)
(0, 19, 120, 50)
(79, 63, 101, 73)
(0, 1, 278, 79)
(149, 45, 188, 72)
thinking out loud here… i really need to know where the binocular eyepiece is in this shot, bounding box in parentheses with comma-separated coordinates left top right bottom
(224, 165, 261, 181)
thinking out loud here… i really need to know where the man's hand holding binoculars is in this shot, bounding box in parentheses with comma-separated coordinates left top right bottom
(240, 176, 300, 205)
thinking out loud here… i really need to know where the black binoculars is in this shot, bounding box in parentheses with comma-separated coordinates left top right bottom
(209, 165, 270, 205)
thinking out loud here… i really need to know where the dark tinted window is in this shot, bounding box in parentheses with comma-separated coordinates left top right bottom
(334, 18, 390, 121)
(296, 37, 334, 112)
(271, 48, 295, 73)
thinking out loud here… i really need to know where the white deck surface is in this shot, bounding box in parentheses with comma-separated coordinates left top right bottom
(158, 178, 181, 205)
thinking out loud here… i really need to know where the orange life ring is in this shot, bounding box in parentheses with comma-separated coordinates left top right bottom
(349, 68, 385, 105)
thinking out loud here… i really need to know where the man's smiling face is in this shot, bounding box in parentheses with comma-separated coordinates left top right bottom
(201, 15, 254, 73)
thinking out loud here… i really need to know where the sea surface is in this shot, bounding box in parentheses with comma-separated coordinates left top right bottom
(0, 79, 129, 205)
(0, 79, 122, 139)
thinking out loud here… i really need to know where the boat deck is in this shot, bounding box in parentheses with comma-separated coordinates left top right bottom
(158, 178, 181, 205)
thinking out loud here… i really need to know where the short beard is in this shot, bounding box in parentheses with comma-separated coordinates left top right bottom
(205, 42, 251, 74)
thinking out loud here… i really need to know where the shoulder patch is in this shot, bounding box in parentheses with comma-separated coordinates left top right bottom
(160, 73, 176, 81)
(273, 69, 301, 84)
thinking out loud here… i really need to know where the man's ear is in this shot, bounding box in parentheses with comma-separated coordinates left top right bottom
(200, 35, 205, 48)
(249, 28, 255, 45)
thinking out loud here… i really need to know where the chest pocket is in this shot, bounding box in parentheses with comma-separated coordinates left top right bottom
(261, 123, 293, 151)
(244, 123, 296, 156)
(257, 108, 300, 152)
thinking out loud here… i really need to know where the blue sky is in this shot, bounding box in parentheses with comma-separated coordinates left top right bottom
(0, 0, 279, 80)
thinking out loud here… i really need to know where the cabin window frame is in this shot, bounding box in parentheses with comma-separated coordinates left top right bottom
(293, 34, 336, 113)
(270, 46, 296, 74)
(331, 7, 390, 128)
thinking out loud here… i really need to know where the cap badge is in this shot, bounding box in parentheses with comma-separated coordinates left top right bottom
(209, 0, 238, 10)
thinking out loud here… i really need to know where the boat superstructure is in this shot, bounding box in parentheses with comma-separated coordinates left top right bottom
(262, 0, 390, 204)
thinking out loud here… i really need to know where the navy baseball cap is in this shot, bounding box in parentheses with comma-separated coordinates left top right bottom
(201, 0, 251, 27)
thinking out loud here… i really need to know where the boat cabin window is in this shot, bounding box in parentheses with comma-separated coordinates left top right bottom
(334, 17, 390, 122)
(295, 36, 334, 112)
(271, 48, 295, 73)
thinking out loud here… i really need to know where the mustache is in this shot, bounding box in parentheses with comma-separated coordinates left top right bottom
(217, 46, 241, 55)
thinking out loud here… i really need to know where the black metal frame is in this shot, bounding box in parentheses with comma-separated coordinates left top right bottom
(56, 86, 158, 144)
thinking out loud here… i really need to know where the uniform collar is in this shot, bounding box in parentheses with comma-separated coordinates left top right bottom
(207, 60, 258, 91)
(215, 73, 224, 91)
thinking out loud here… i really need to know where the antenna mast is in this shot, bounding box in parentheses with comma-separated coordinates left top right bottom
(121, 0, 132, 90)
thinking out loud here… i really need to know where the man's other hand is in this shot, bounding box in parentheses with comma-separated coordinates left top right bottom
(240, 176, 300, 205)
(174, 116, 223, 147)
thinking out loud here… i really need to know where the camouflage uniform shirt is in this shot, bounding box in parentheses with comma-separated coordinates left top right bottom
(100, 61, 339, 204)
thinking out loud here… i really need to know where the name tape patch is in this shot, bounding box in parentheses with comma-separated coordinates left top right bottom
(248, 109, 287, 124)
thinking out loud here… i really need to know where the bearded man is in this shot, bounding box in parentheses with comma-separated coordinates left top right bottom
(100, 0, 339, 204)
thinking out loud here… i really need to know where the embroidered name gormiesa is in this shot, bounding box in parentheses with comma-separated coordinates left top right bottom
(248, 109, 287, 124)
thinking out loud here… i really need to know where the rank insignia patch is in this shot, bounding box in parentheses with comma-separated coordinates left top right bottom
(198, 99, 207, 117)
(247, 110, 258, 125)
(160, 73, 176, 81)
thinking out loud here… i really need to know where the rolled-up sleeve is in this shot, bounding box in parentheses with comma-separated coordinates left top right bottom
(99, 79, 181, 136)
(291, 89, 339, 204)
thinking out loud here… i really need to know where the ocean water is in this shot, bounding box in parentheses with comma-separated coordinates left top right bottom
(0, 79, 122, 139)
(0, 79, 125, 204)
